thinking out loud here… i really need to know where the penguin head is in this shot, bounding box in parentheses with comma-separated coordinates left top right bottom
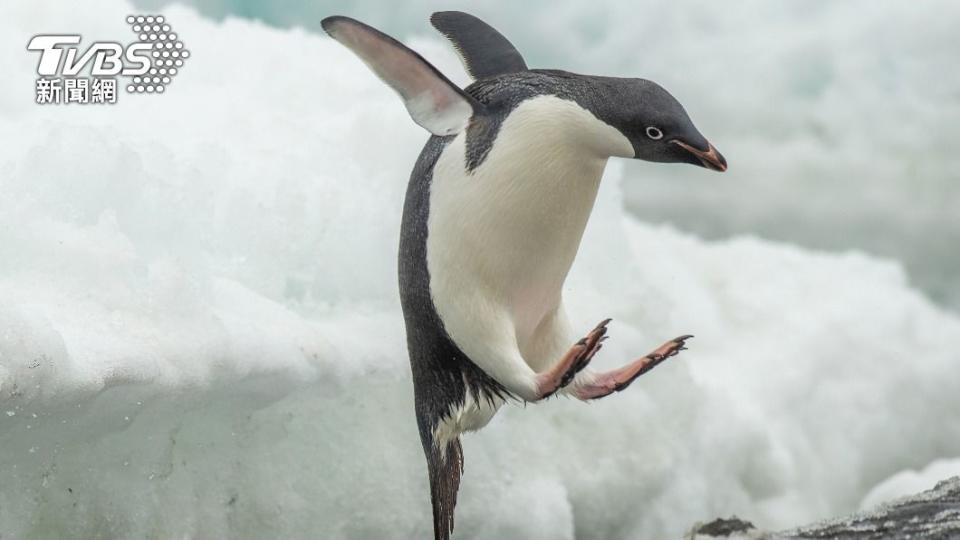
(611, 79, 727, 172)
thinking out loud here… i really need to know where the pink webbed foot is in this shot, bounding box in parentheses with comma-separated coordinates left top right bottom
(573, 334, 692, 400)
(534, 319, 609, 400)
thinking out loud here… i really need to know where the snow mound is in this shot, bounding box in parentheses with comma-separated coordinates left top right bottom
(1, 2, 959, 539)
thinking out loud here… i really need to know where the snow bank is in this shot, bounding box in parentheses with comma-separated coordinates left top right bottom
(1, 2, 959, 538)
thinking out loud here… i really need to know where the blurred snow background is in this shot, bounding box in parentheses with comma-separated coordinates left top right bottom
(132, 0, 960, 311)
(0, 1, 958, 539)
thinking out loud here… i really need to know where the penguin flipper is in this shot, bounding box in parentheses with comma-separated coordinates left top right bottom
(428, 438, 464, 540)
(321, 16, 482, 136)
(430, 11, 528, 80)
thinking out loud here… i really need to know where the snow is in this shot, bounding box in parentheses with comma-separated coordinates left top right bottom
(1, 2, 960, 539)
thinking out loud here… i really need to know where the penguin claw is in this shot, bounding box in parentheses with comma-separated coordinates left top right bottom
(536, 318, 611, 400)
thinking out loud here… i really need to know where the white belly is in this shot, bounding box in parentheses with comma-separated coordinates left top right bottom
(426, 96, 632, 366)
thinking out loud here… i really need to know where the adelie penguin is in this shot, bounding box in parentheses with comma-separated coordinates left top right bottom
(322, 11, 726, 539)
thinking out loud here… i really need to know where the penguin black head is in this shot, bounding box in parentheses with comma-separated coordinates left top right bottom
(598, 78, 727, 172)
(464, 67, 727, 173)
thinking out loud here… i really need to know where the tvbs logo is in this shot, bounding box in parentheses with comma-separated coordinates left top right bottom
(27, 15, 190, 105)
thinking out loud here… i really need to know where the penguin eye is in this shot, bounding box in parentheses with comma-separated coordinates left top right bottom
(645, 126, 663, 140)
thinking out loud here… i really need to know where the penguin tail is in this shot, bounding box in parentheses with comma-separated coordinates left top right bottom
(427, 437, 464, 540)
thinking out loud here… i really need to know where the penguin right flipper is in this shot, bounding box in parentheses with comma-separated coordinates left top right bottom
(321, 16, 482, 136)
(430, 11, 529, 80)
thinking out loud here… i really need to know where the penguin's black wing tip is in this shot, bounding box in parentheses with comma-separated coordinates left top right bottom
(429, 11, 528, 80)
(320, 15, 353, 36)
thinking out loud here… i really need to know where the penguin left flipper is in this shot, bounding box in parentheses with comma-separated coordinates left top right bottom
(321, 16, 483, 136)
(573, 335, 694, 400)
(430, 11, 529, 80)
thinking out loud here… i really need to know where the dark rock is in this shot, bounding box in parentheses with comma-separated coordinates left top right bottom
(696, 517, 760, 536)
(689, 476, 960, 540)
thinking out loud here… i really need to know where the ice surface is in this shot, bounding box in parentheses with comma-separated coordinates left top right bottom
(1, 2, 960, 539)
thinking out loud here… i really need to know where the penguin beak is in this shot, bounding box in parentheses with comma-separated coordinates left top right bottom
(671, 140, 727, 172)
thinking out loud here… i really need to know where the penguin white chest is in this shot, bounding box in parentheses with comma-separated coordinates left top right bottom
(426, 96, 632, 351)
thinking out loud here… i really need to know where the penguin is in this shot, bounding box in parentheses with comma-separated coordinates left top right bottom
(321, 12, 726, 539)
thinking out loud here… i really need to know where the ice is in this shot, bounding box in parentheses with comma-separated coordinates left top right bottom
(1, 2, 959, 539)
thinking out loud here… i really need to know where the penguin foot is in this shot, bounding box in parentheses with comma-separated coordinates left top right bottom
(573, 335, 692, 400)
(535, 318, 610, 400)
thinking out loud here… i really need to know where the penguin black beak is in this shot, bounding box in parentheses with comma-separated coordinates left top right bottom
(671, 140, 727, 172)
